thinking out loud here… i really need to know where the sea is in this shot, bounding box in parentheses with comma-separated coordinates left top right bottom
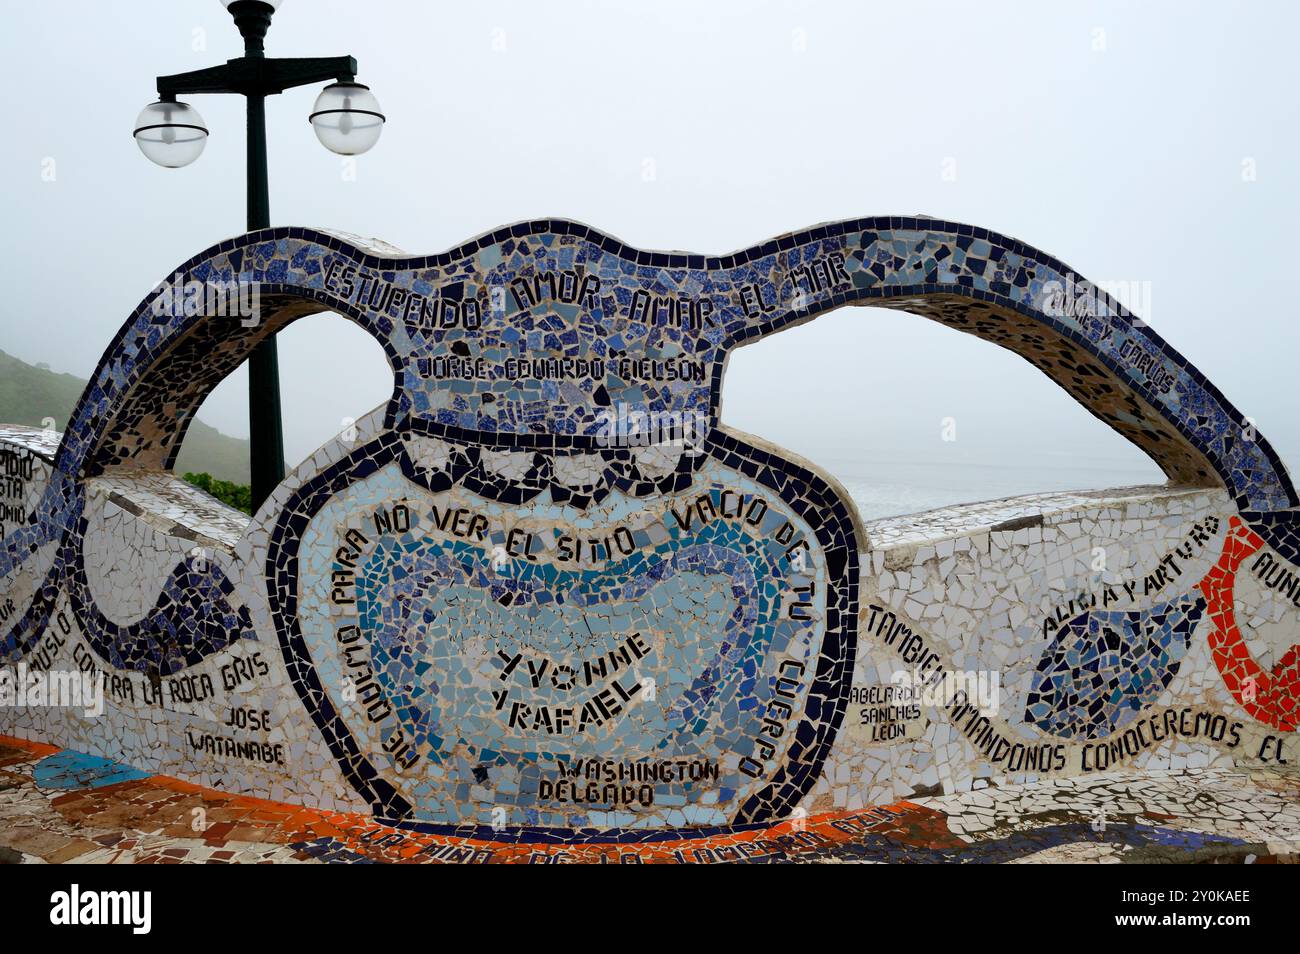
(824, 458, 1166, 522)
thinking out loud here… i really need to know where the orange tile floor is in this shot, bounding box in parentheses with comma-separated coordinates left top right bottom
(2, 736, 1297, 864)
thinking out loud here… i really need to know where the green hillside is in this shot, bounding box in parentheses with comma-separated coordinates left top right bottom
(0, 349, 250, 483)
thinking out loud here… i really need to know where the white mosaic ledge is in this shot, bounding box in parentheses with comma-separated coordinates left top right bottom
(88, 473, 249, 552)
(912, 767, 1300, 848)
(0, 424, 61, 460)
(862, 483, 1207, 551)
(313, 227, 411, 257)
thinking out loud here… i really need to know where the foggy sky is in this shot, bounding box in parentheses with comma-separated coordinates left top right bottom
(3, 0, 1296, 494)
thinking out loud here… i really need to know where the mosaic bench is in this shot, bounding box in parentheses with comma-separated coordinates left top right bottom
(1, 217, 1296, 839)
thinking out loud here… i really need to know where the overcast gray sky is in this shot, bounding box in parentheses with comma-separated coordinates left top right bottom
(3, 0, 1296, 501)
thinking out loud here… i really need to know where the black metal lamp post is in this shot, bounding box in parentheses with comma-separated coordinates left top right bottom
(133, 0, 385, 510)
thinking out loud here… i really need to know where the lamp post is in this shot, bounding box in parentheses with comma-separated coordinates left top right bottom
(133, 0, 385, 510)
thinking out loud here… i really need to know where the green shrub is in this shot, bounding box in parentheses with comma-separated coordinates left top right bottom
(182, 472, 253, 515)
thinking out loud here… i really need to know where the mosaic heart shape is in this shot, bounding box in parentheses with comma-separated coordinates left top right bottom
(293, 448, 849, 829)
(355, 536, 757, 754)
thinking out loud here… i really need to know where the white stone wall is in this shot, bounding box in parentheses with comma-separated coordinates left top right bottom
(810, 486, 1300, 813)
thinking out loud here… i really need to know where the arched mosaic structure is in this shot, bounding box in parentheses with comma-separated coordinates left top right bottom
(1, 217, 1296, 837)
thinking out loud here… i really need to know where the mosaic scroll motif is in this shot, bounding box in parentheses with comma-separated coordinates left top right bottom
(2, 217, 1298, 831)
(1199, 518, 1300, 732)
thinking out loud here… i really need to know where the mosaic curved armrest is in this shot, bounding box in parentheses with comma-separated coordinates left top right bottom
(1, 217, 1296, 834)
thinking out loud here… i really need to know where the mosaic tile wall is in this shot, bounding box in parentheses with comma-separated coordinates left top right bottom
(0, 218, 1297, 839)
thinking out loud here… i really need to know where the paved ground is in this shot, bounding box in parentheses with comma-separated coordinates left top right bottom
(1, 736, 1297, 863)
